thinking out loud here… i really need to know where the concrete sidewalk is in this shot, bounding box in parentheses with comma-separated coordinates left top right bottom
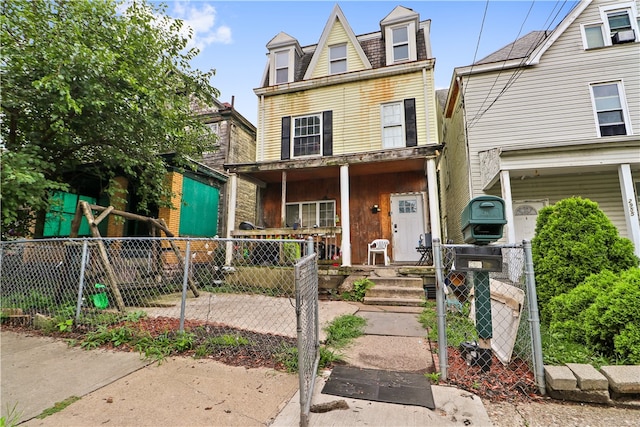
(1, 302, 492, 426)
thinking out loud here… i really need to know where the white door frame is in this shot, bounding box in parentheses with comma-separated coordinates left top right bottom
(390, 192, 427, 262)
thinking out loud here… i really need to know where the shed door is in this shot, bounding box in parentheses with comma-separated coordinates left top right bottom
(390, 193, 426, 262)
(179, 176, 219, 236)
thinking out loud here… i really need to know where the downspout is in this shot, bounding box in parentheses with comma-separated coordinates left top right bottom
(422, 68, 431, 145)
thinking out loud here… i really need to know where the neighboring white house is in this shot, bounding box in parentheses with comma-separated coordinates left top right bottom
(441, 0, 640, 257)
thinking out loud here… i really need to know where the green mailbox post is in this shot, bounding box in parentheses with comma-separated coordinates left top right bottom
(457, 196, 507, 372)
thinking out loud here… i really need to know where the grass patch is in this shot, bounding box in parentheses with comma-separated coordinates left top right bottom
(324, 314, 366, 349)
(419, 301, 478, 347)
(1, 403, 23, 427)
(341, 278, 374, 302)
(541, 326, 611, 368)
(35, 396, 80, 419)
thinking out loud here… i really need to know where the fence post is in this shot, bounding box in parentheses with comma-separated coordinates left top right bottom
(524, 240, 546, 395)
(433, 238, 448, 380)
(75, 239, 89, 321)
(179, 240, 191, 333)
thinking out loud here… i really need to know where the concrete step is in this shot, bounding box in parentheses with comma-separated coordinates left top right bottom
(363, 296, 426, 307)
(366, 286, 426, 299)
(367, 277, 424, 288)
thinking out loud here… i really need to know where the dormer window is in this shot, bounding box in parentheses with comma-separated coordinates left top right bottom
(329, 44, 347, 74)
(275, 51, 289, 84)
(392, 26, 409, 62)
(381, 6, 419, 66)
(581, 3, 639, 49)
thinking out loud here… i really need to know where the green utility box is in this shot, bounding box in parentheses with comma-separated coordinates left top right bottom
(461, 196, 507, 245)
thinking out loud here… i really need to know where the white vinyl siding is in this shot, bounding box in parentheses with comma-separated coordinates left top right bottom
(509, 172, 629, 236)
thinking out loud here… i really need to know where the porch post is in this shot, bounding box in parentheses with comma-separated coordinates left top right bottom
(500, 170, 516, 244)
(340, 164, 352, 266)
(618, 164, 640, 258)
(281, 171, 287, 227)
(426, 158, 441, 242)
(225, 173, 238, 266)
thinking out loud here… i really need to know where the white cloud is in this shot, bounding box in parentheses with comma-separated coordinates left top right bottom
(170, 1, 233, 52)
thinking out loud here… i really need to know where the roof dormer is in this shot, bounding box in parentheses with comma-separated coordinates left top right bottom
(266, 32, 303, 86)
(380, 6, 420, 65)
(303, 4, 372, 80)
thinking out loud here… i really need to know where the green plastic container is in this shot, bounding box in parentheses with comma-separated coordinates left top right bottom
(91, 284, 109, 309)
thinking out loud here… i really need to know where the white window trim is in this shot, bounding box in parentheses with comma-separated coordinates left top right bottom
(285, 200, 336, 228)
(580, 22, 607, 49)
(380, 101, 405, 148)
(598, 2, 640, 46)
(292, 113, 323, 158)
(329, 43, 347, 75)
(384, 21, 417, 65)
(271, 49, 295, 85)
(588, 80, 633, 137)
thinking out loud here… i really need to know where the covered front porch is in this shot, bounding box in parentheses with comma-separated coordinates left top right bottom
(225, 146, 442, 266)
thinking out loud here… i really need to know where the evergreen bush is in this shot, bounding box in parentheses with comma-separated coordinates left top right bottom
(549, 267, 640, 364)
(531, 197, 638, 321)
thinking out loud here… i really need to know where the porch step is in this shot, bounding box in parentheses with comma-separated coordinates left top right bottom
(363, 296, 426, 307)
(363, 275, 426, 307)
(365, 286, 426, 299)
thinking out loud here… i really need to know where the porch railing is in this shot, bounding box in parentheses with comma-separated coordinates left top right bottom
(231, 227, 342, 263)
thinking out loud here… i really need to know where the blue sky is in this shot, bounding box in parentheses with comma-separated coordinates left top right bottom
(159, 1, 579, 125)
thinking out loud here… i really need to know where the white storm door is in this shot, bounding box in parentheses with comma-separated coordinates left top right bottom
(391, 193, 426, 262)
(513, 200, 546, 242)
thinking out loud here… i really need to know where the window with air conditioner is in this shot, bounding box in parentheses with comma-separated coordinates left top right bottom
(582, 3, 640, 48)
(590, 81, 631, 137)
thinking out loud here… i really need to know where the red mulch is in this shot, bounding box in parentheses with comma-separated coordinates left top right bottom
(441, 346, 542, 403)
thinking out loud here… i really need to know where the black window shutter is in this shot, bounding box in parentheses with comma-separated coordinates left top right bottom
(404, 98, 417, 147)
(322, 110, 333, 156)
(281, 116, 291, 160)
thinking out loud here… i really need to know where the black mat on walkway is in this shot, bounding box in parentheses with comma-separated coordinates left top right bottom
(321, 365, 435, 409)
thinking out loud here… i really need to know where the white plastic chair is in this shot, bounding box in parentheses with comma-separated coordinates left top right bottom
(367, 239, 390, 266)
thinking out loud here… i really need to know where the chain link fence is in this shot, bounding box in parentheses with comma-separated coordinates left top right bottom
(1, 237, 319, 375)
(433, 239, 545, 396)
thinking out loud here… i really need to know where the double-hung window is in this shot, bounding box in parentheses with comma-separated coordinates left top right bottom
(293, 114, 321, 157)
(275, 51, 289, 84)
(391, 26, 409, 62)
(329, 44, 347, 74)
(582, 4, 640, 48)
(381, 102, 404, 148)
(286, 201, 335, 228)
(590, 81, 630, 137)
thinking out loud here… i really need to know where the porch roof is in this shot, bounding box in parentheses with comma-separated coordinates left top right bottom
(225, 145, 441, 184)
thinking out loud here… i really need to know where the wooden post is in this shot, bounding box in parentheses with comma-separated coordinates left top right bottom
(157, 218, 200, 298)
(79, 201, 127, 311)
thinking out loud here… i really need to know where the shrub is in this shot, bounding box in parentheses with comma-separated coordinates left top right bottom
(582, 267, 640, 363)
(532, 197, 638, 321)
(548, 267, 640, 364)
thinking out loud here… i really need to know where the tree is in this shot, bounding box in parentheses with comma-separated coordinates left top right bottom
(531, 197, 638, 322)
(1, 0, 219, 237)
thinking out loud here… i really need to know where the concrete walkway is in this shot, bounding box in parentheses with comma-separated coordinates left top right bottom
(1, 302, 492, 426)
